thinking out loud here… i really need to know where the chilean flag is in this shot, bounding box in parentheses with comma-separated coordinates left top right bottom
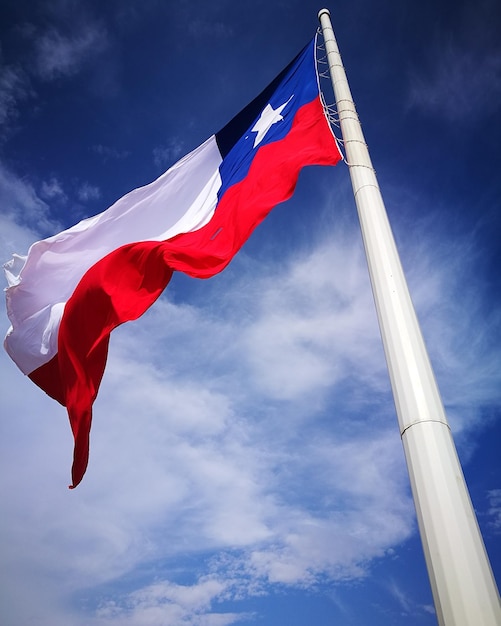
(4, 37, 342, 488)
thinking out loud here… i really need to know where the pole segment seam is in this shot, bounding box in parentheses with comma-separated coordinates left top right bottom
(335, 114, 361, 123)
(343, 139, 368, 147)
(401, 419, 451, 438)
(352, 183, 380, 198)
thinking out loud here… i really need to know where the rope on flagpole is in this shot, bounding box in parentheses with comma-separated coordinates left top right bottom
(317, 32, 375, 173)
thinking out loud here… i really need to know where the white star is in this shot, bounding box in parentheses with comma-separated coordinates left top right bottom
(251, 95, 294, 148)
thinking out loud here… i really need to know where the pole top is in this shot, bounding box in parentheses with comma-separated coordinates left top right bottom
(318, 8, 331, 20)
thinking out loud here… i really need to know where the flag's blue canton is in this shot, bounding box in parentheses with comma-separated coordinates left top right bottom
(215, 39, 319, 201)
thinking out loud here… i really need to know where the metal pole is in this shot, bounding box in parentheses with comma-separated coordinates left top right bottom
(318, 8, 500, 625)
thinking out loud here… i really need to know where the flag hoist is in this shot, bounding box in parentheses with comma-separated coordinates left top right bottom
(318, 8, 500, 626)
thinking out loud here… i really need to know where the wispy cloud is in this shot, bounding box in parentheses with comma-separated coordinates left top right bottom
(41, 176, 67, 202)
(408, 43, 501, 123)
(0, 63, 33, 130)
(387, 578, 413, 613)
(153, 139, 186, 169)
(95, 577, 250, 626)
(33, 24, 108, 81)
(0, 5, 110, 133)
(386, 578, 435, 618)
(77, 182, 101, 202)
(93, 144, 131, 162)
(0, 163, 60, 234)
(407, 1, 501, 123)
(486, 489, 501, 533)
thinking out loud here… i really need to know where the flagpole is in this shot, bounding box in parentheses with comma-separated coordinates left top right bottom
(318, 9, 500, 625)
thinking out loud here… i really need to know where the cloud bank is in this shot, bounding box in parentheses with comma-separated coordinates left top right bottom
(1, 164, 499, 624)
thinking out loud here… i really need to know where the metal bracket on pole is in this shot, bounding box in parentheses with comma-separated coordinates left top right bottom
(318, 8, 500, 625)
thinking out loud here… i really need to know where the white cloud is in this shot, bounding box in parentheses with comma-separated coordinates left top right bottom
(94, 577, 246, 626)
(41, 176, 67, 201)
(486, 489, 501, 533)
(153, 140, 186, 169)
(77, 181, 101, 202)
(93, 144, 131, 161)
(0, 7, 111, 135)
(407, 1, 501, 122)
(34, 24, 108, 81)
(387, 578, 413, 613)
(0, 63, 32, 128)
(240, 239, 385, 402)
(386, 578, 436, 618)
(0, 163, 60, 235)
(408, 44, 501, 122)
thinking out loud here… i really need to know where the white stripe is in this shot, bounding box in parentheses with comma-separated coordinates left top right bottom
(4, 136, 223, 374)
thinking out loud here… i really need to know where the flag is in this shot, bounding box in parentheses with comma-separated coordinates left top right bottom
(4, 36, 342, 488)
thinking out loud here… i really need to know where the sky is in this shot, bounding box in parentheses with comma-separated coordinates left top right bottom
(0, 1, 500, 625)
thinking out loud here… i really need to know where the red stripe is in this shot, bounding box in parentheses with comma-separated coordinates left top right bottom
(65, 245, 173, 488)
(30, 96, 341, 488)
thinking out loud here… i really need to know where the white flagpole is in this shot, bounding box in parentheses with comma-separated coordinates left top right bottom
(318, 9, 500, 625)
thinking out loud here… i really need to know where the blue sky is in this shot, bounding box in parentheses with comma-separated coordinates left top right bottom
(1, 1, 500, 625)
